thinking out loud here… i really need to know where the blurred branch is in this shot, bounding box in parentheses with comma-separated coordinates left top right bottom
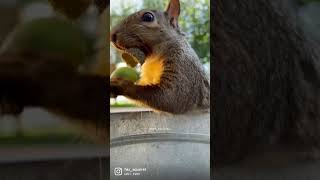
(94, 0, 109, 14)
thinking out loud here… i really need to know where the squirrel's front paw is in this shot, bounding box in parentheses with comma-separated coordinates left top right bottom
(110, 78, 134, 97)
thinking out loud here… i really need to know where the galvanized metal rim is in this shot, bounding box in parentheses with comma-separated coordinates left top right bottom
(110, 132, 210, 147)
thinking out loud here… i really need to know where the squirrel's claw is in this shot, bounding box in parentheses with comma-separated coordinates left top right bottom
(110, 78, 134, 97)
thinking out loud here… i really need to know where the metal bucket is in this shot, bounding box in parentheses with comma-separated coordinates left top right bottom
(110, 108, 210, 180)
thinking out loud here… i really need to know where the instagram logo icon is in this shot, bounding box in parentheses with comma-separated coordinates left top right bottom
(114, 167, 123, 176)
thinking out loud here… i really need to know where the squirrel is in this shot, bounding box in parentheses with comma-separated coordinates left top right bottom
(110, 0, 210, 114)
(0, 3, 109, 143)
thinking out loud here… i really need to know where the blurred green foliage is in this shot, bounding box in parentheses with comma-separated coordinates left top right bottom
(111, 0, 210, 64)
(5, 17, 90, 67)
(0, 134, 80, 146)
(111, 103, 137, 107)
(0, 127, 94, 145)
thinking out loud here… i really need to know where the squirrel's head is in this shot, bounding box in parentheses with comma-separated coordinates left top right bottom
(110, 0, 183, 56)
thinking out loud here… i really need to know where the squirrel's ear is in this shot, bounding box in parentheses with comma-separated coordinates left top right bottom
(165, 0, 180, 29)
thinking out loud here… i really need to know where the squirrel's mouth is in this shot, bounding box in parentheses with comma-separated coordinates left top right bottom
(112, 42, 150, 57)
(111, 42, 125, 51)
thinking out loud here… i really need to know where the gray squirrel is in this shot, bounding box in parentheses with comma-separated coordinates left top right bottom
(110, 0, 210, 114)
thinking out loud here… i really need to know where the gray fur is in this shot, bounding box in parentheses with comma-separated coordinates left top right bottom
(110, 0, 209, 114)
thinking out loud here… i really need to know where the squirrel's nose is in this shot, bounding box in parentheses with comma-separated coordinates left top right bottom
(110, 32, 117, 43)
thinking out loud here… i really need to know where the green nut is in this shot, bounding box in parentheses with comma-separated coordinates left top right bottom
(110, 67, 140, 82)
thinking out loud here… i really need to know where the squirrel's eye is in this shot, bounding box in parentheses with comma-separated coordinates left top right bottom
(142, 12, 154, 22)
